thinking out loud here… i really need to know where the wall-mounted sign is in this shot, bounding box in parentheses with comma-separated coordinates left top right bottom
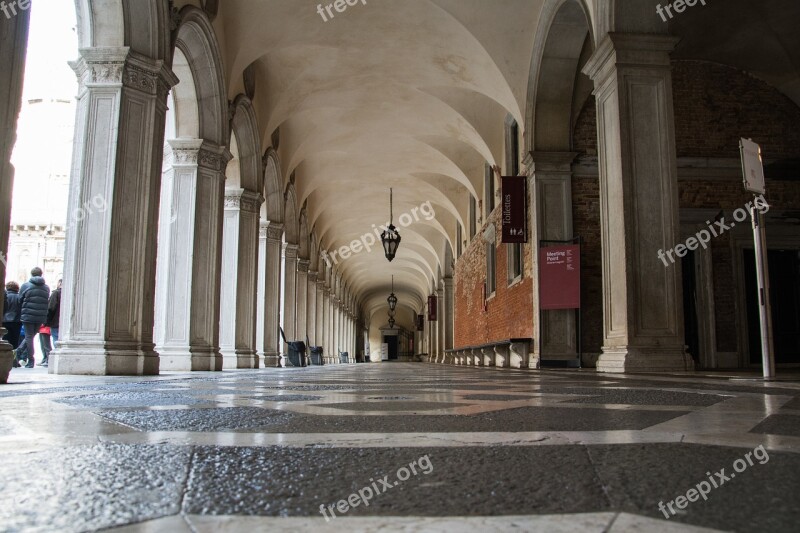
(427, 294, 437, 321)
(416, 314, 424, 331)
(539, 245, 580, 310)
(740, 138, 766, 194)
(501, 176, 527, 243)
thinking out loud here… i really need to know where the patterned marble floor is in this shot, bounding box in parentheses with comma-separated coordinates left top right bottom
(1, 363, 799, 532)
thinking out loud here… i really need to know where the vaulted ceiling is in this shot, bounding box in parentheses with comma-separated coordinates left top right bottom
(172, 0, 800, 328)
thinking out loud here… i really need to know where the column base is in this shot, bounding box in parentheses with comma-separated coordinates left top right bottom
(50, 341, 160, 375)
(597, 345, 695, 373)
(0, 343, 13, 384)
(222, 350, 260, 369)
(159, 346, 222, 371)
(261, 353, 280, 367)
(528, 353, 541, 369)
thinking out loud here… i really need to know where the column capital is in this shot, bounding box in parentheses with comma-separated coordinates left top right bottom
(297, 259, 310, 272)
(167, 138, 204, 167)
(583, 33, 679, 87)
(523, 151, 579, 176)
(71, 48, 178, 99)
(266, 223, 284, 241)
(317, 279, 326, 289)
(285, 244, 299, 259)
(225, 187, 263, 212)
(308, 270, 318, 282)
(198, 142, 233, 173)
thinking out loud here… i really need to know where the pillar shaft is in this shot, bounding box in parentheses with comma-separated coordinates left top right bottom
(282, 245, 299, 342)
(296, 259, 309, 345)
(219, 188, 262, 368)
(583, 34, 691, 372)
(315, 280, 325, 348)
(156, 139, 230, 372)
(0, 8, 30, 383)
(52, 48, 177, 375)
(307, 271, 318, 346)
(261, 223, 283, 367)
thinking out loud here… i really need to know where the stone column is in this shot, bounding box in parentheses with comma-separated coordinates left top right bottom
(219, 187, 262, 369)
(261, 223, 283, 367)
(332, 296, 340, 361)
(52, 48, 177, 375)
(525, 151, 578, 368)
(282, 245, 299, 345)
(444, 277, 454, 353)
(583, 34, 691, 373)
(156, 139, 231, 372)
(315, 279, 325, 348)
(437, 285, 445, 363)
(307, 270, 318, 347)
(256, 222, 267, 356)
(323, 288, 331, 362)
(0, 8, 29, 382)
(296, 259, 309, 347)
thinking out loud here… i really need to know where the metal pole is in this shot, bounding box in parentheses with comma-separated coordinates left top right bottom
(751, 204, 775, 379)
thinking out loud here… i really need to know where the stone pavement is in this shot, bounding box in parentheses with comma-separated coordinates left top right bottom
(1, 364, 798, 532)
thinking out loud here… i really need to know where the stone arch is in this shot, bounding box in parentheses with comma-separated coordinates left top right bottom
(298, 208, 310, 260)
(74, 0, 171, 61)
(230, 95, 262, 192)
(262, 148, 284, 224)
(526, 0, 595, 153)
(284, 183, 300, 244)
(173, 6, 228, 147)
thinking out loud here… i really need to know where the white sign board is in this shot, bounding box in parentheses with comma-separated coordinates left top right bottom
(381, 343, 389, 361)
(740, 138, 765, 194)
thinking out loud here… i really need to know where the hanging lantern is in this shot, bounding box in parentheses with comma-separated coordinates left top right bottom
(381, 188, 401, 261)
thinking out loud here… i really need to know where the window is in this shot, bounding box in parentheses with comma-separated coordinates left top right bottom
(486, 241, 496, 295)
(484, 163, 495, 214)
(504, 116, 520, 176)
(469, 195, 477, 239)
(508, 243, 523, 283)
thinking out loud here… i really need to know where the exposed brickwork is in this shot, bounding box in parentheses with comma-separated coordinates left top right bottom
(571, 175, 603, 355)
(671, 61, 800, 160)
(454, 207, 533, 348)
(456, 60, 800, 362)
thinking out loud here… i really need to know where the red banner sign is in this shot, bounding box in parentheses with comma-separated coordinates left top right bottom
(427, 294, 437, 321)
(539, 245, 580, 310)
(502, 176, 527, 243)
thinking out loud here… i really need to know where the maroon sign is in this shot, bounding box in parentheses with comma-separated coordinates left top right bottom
(427, 294, 438, 321)
(416, 314, 424, 331)
(539, 245, 580, 310)
(501, 176, 527, 243)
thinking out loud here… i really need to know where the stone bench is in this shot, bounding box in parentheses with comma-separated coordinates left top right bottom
(445, 338, 532, 369)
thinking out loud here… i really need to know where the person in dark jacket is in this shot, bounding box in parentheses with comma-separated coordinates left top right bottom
(3, 281, 22, 364)
(47, 279, 61, 343)
(18, 267, 50, 368)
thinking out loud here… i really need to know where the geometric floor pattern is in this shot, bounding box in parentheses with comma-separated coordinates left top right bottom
(1, 363, 799, 532)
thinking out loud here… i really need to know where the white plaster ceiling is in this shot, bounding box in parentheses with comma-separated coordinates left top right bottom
(173, 0, 800, 327)
(210, 0, 545, 326)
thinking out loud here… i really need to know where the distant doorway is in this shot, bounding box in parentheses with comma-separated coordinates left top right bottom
(383, 335, 398, 360)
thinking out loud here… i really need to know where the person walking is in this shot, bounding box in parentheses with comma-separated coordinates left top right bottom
(47, 279, 61, 343)
(18, 267, 50, 368)
(3, 281, 22, 366)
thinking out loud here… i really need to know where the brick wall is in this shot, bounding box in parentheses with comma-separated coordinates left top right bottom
(454, 207, 533, 348)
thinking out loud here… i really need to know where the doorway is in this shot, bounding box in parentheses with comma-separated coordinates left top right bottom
(743, 249, 800, 365)
(383, 335, 398, 360)
(682, 251, 701, 366)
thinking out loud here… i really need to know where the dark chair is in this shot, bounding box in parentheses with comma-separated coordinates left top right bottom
(339, 350, 349, 364)
(307, 335, 324, 366)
